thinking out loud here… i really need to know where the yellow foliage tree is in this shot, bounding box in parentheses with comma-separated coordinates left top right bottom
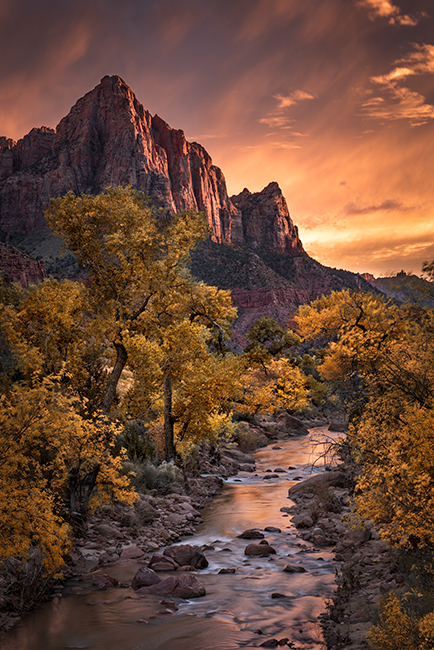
(124, 302, 239, 459)
(0, 380, 136, 571)
(296, 289, 434, 549)
(241, 358, 309, 415)
(45, 186, 210, 416)
(18, 278, 87, 377)
(45, 186, 241, 460)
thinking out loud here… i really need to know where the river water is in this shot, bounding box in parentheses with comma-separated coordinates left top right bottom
(1, 428, 337, 650)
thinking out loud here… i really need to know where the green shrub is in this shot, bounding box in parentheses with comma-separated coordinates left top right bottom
(121, 420, 157, 462)
(123, 460, 182, 495)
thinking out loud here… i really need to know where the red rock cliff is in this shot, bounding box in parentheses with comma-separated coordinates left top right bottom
(0, 243, 46, 288)
(0, 76, 244, 245)
(231, 183, 305, 255)
(0, 76, 304, 257)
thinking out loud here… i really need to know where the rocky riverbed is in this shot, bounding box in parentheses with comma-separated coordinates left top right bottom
(0, 416, 402, 649)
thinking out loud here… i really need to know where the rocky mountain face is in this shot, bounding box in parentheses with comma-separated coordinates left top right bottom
(190, 240, 372, 342)
(0, 243, 46, 288)
(0, 75, 376, 330)
(231, 183, 305, 256)
(0, 75, 244, 244)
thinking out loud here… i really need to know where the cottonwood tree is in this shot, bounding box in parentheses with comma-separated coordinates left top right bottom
(240, 316, 317, 416)
(45, 186, 210, 417)
(0, 380, 136, 571)
(120, 279, 239, 460)
(297, 289, 434, 548)
(45, 186, 239, 460)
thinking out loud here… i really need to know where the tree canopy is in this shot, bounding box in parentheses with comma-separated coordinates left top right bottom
(297, 289, 434, 548)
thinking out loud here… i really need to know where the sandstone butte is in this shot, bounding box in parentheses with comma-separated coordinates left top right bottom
(0, 75, 373, 325)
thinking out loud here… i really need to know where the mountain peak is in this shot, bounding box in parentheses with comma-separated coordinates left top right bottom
(0, 77, 303, 257)
(231, 182, 305, 255)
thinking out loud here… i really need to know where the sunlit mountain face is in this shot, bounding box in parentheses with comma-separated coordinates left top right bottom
(1, 0, 433, 277)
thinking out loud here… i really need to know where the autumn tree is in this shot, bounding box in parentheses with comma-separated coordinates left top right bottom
(45, 186, 241, 460)
(239, 315, 327, 416)
(297, 289, 434, 549)
(0, 379, 136, 571)
(45, 186, 210, 416)
(243, 316, 300, 369)
(125, 317, 241, 459)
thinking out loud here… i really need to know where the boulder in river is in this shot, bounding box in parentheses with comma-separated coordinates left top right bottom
(138, 574, 206, 598)
(283, 564, 306, 573)
(148, 553, 179, 571)
(274, 413, 309, 437)
(244, 542, 276, 556)
(288, 471, 347, 497)
(237, 529, 265, 539)
(132, 567, 161, 589)
(163, 544, 208, 569)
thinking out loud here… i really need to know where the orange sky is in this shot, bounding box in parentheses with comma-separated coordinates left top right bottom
(1, 0, 433, 277)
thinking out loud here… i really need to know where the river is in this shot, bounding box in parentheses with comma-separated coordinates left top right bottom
(1, 428, 337, 650)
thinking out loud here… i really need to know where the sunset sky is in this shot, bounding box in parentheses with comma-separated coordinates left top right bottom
(1, 0, 433, 277)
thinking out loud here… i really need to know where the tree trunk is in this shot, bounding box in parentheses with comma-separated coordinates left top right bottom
(101, 341, 128, 416)
(164, 372, 175, 461)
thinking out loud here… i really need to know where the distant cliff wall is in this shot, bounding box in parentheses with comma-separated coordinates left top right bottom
(0, 243, 46, 288)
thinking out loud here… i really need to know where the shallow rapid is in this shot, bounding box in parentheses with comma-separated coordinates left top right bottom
(1, 428, 337, 650)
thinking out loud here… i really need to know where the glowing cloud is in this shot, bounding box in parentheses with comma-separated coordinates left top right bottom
(274, 90, 315, 109)
(259, 90, 314, 132)
(362, 43, 434, 125)
(357, 0, 422, 26)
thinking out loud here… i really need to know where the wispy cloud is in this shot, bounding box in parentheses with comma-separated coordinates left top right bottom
(344, 199, 411, 215)
(259, 89, 314, 130)
(259, 115, 295, 129)
(357, 0, 424, 26)
(361, 43, 434, 126)
(274, 90, 314, 108)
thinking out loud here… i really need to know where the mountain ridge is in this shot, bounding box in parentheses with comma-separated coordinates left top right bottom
(0, 75, 377, 328)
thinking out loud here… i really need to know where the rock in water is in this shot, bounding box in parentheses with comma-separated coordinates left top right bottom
(131, 567, 161, 590)
(244, 542, 276, 557)
(163, 544, 208, 569)
(137, 574, 206, 599)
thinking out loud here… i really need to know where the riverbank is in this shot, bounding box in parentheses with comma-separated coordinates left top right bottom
(2, 414, 372, 649)
(0, 444, 254, 638)
(0, 413, 327, 644)
(287, 463, 404, 650)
